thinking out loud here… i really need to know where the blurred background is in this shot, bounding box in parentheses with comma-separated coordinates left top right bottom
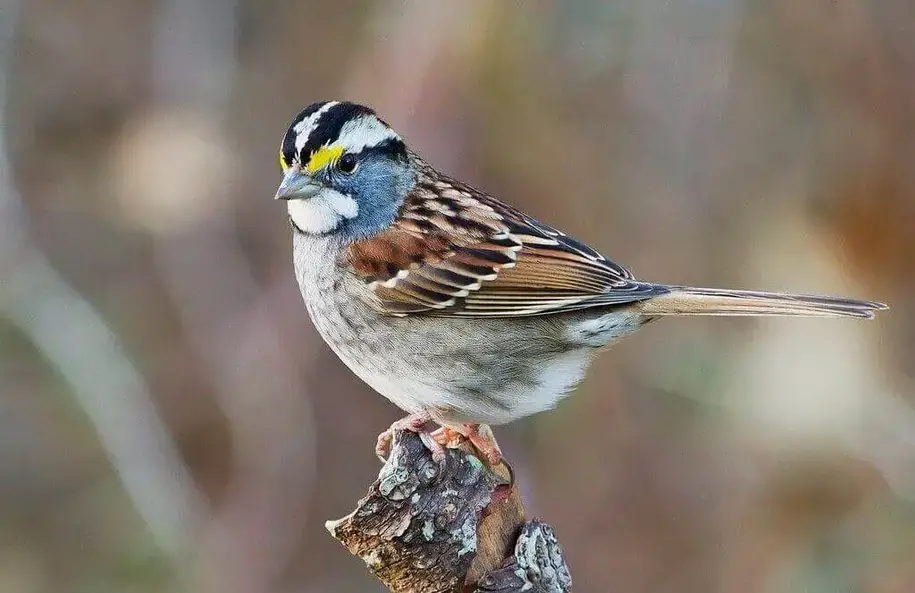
(1, 1, 913, 592)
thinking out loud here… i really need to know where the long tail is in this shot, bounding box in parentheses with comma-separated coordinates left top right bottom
(635, 285, 888, 319)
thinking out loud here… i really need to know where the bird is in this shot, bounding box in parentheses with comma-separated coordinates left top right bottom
(275, 100, 887, 468)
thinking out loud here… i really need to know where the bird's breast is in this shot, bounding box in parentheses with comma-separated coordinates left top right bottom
(292, 232, 604, 425)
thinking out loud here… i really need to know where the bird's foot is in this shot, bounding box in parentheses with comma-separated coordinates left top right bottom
(429, 425, 465, 448)
(431, 423, 503, 467)
(378, 418, 511, 486)
(375, 412, 447, 463)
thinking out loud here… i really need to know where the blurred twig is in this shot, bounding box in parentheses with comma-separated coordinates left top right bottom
(0, 0, 205, 559)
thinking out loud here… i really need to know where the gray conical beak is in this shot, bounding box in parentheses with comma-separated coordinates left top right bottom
(275, 168, 323, 200)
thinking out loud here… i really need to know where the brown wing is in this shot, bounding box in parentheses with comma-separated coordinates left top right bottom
(344, 165, 667, 317)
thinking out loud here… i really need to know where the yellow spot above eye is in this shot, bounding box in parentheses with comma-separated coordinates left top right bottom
(279, 151, 288, 171)
(305, 144, 344, 173)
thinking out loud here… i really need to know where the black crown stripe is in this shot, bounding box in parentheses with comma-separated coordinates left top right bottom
(281, 101, 406, 166)
(299, 102, 375, 162)
(282, 101, 331, 165)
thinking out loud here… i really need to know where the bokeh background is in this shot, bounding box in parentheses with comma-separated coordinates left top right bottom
(1, 1, 914, 592)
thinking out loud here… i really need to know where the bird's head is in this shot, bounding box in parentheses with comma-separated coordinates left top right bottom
(276, 101, 415, 239)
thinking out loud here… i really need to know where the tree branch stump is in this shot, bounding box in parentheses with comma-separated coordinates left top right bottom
(326, 430, 572, 592)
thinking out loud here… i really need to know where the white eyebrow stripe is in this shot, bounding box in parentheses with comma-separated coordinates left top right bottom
(293, 101, 340, 153)
(336, 115, 401, 154)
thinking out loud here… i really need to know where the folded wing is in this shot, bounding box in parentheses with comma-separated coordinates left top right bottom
(344, 169, 666, 317)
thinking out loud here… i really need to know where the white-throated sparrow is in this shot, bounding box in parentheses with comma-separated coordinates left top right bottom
(276, 101, 887, 466)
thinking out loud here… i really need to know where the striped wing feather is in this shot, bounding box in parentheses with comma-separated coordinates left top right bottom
(344, 166, 664, 317)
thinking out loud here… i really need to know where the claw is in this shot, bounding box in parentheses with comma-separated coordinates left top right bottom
(375, 430, 395, 462)
(375, 412, 445, 463)
(417, 430, 450, 478)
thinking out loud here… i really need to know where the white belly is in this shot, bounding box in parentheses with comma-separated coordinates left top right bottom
(329, 335, 593, 426)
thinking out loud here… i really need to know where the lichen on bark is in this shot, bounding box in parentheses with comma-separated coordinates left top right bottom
(326, 430, 571, 593)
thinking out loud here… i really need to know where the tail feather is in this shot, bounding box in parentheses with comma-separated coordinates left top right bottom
(635, 285, 888, 319)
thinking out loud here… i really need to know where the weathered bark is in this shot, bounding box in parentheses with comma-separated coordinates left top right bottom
(326, 430, 572, 592)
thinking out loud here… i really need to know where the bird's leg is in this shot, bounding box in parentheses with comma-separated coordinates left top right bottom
(375, 411, 446, 463)
(465, 424, 503, 466)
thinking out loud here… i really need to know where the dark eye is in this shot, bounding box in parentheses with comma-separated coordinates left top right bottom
(337, 153, 358, 174)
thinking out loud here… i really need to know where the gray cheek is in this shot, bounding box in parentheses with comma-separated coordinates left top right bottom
(339, 195, 398, 240)
(338, 164, 412, 240)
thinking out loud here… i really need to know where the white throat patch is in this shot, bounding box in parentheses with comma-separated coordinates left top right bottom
(287, 189, 359, 234)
